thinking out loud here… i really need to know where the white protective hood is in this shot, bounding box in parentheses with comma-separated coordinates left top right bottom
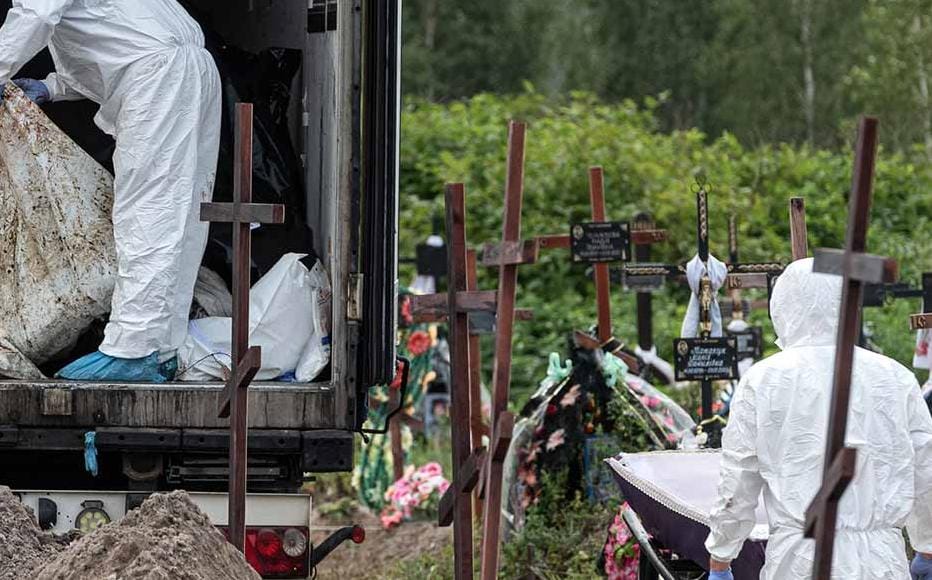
(705, 258, 932, 579)
(770, 258, 842, 350)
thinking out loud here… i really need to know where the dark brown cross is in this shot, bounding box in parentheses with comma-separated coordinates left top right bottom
(484, 168, 667, 362)
(412, 182, 507, 579)
(805, 117, 898, 579)
(479, 120, 526, 580)
(199, 103, 285, 553)
(630, 212, 668, 367)
(725, 199, 808, 318)
(910, 273, 932, 331)
(425, 122, 535, 578)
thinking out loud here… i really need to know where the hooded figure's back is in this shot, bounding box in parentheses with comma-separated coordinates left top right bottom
(706, 258, 932, 579)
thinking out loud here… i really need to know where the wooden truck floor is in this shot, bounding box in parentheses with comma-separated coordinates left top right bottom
(0, 381, 337, 429)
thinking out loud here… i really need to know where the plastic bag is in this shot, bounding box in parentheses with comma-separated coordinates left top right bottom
(295, 260, 332, 382)
(201, 40, 315, 283)
(0, 85, 116, 379)
(177, 253, 329, 382)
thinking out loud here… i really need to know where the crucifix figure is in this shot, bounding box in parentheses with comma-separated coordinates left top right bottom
(199, 103, 285, 552)
(805, 116, 898, 579)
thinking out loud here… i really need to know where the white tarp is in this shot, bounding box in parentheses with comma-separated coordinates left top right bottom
(0, 85, 116, 379)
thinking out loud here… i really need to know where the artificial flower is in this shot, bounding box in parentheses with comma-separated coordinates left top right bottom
(560, 384, 582, 407)
(545, 429, 566, 451)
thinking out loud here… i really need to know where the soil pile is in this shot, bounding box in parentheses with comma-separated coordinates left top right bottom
(32, 490, 260, 580)
(0, 487, 72, 580)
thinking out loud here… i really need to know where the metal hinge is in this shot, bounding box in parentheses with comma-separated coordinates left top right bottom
(347, 274, 363, 321)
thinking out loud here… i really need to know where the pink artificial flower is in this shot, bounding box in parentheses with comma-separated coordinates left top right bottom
(525, 441, 542, 463)
(639, 395, 662, 409)
(419, 462, 442, 476)
(560, 384, 582, 408)
(545, 429, 566, 451)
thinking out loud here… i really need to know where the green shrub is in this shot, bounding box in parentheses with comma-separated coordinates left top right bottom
(400, 90, 932, 405)
(501, 471, 618, 579)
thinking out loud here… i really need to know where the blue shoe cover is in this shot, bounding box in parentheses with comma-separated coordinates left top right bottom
(56, 351, 169, 383)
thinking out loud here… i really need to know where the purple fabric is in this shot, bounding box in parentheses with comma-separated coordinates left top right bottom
(608, 452, 767, 579)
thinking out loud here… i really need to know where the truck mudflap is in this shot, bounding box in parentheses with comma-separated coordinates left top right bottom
(12, 490, 362, 578)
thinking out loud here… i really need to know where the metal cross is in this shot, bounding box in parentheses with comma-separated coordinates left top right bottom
(630, 212, 673, 382)
(805, 117, 898, 579)
(198, 103, 285, 552)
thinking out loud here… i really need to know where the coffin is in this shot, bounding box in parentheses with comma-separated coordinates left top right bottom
(607, 450, 768, 578)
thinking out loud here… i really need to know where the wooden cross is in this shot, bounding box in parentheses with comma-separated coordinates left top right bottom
(479, 121, 526, 580)
(790, 197, 809, 261)
(805, 117, 898, 579)
(910, 273, 932, 331)
(441, 182, 483, 580)
(198, 103, 285, 552)
(483, 169, 667, 365)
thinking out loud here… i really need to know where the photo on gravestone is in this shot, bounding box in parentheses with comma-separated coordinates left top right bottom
(673, 337, 739, 382)
(570, 221, 630, 263)
(726, 326, 763, 359)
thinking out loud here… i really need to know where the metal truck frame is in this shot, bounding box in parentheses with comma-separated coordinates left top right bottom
(1, 1, 400, 577)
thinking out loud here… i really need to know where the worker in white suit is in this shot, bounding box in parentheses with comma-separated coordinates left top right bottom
(0, 0, 221, 381)
(705, 258, 932, 579)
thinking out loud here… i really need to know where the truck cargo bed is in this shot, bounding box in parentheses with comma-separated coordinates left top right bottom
(0, 380, 337, 429)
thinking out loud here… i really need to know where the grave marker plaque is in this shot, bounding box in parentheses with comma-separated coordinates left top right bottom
(727, 326, 763, 359)
(570, 221, 630, 263)
(673, 337, 739, 382)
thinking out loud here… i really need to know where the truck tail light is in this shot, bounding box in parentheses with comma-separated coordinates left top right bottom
(351, 525, 365, 544)
(220, 526, 308, 578)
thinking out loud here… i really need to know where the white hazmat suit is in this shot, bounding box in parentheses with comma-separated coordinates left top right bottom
(705, 258, 932, 579)
(0, 0, 221, 360)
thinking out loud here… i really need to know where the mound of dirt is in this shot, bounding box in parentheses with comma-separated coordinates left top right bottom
(32, 491, 260, 580)
(0, 487, 74, 580)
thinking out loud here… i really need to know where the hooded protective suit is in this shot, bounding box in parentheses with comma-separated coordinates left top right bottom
(705, 258, 932, 579)
(0, 0, 221, 360)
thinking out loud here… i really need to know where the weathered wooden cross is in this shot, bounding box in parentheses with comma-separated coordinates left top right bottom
(790, 196, 809, 262)
(478, 121, 527, 580)
(804, 117, 898, 579)
(199, 103, 285, 552)
(483, 168, 667, 370)
(416, 123, 533, 579)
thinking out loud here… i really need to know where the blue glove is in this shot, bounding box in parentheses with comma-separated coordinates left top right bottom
(12, 78, 50, 104)
(55, 351, 175, 383)
(912, 554, 932, 580)
(708, 570, 734, 580)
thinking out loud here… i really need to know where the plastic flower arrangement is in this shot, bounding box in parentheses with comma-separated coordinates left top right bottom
(602, 503, 640, 579)
(380, 462, 451, 529)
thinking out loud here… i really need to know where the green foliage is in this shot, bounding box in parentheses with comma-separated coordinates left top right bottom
(402, 0, 932, 150)
(501, 471, 617, 579)
(400, 91, 932, 405)
(382, 543, 455, 580)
